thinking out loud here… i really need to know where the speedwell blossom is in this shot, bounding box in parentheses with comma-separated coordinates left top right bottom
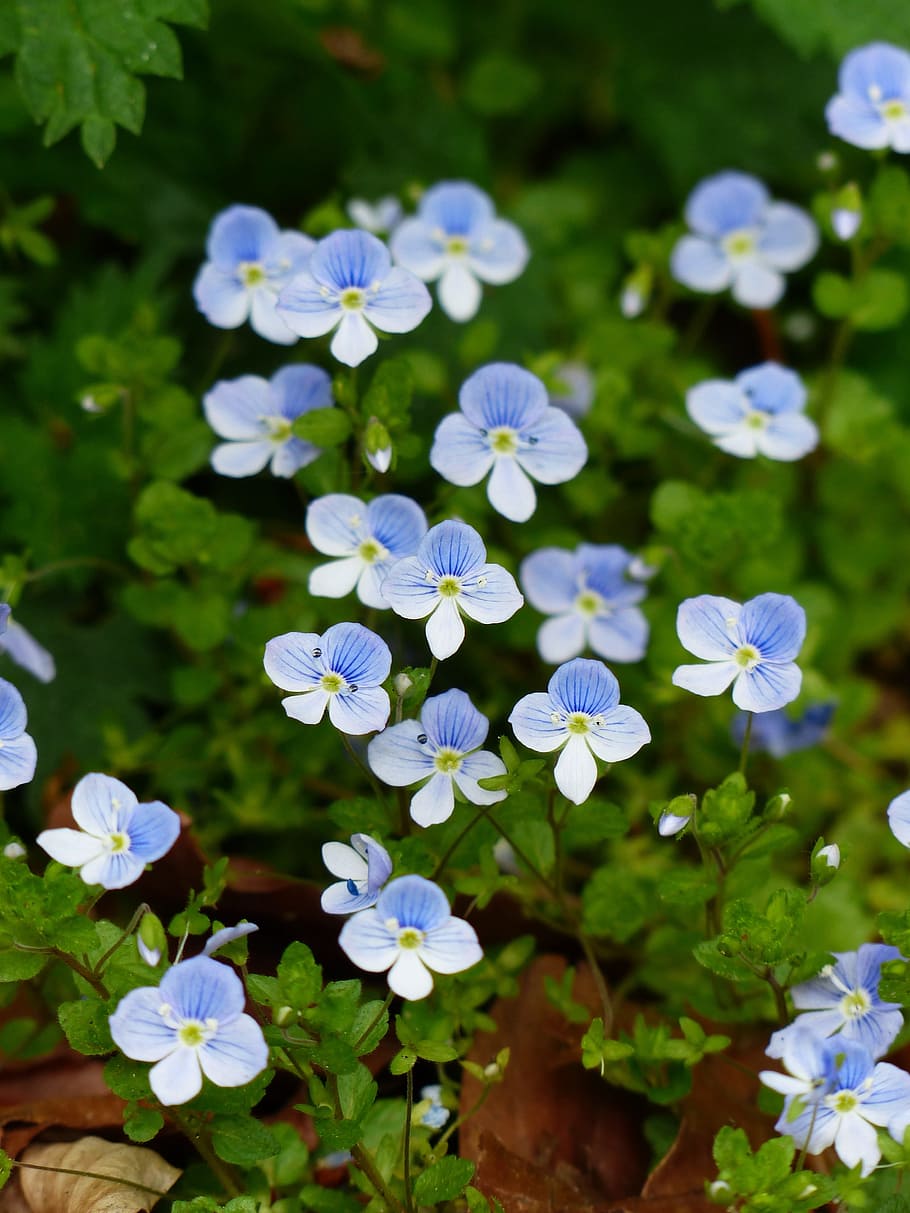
(203, 365, 332, 478)
(321, 833, 393, 914)
(520, 544, 648, 664)
(0, 678, 37, 791)
(431, 363, 587, 523)
(670, 172, 818, 309)
(390, 181, 529, 322)
(419, 1084, 451, 1130)
(549, 363, 594, 420)
(306, 493, 427, 609)
(264, 622, 391, 735)
(509, 658, 650, 805)
(109, 955, 269, 1106)
(0, 613, 55, 683)
(382, 520, 523, 661)
(338, 874, 482, 1000)
(888, 789, 910, 847)
(193, 205, 314, 344)
(731, 702, 834, 758)
(347, 196, 403, 235)
(277, 229, 432, 367)
(827, 43, 910, 152)
(672, 593, 806, 713)
(368, 689, 507, 828)
(686, 362, 818, 461)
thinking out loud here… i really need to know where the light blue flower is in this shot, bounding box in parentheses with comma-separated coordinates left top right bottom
(888, 790, 910, 847)
(431, 364, 587, 523)
(347, 196, 403, 235)
(0, 678, 36, 791)
(36, 773, 180, 889)
(509, 659, 650, 805)
(368, 689, 507, 828)
(321, 833, 393, 914)
(419, 1084, 451, 1130)
(686, 363, 818, 461)
(277, 229, 432, 367)
(0, 617, 56, 683)
(193, 205, 314, 344)
(520, 544, 648, 665)
(381, 520, 523, 661)
(391, 181, 529, 322)
(0, 604, 9, 634)
(731, 703, 834, 758)
(203, 365, 333, 478)
(549, 363, 594, 420)
(204, 922, 259, 956)
(306, 493, 427, 609)
(672, 593, 806, 713)
(264, 622, 391, 735)
(338, 874, 482, 1000)
(827, 43, 910, 152)
(109, 955, 269, 1105)
(671, 172, 818, 309)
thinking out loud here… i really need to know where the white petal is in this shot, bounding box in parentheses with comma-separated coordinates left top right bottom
(331, 312, 378, 367)
(250, 288, 299, 345)
(554, 734, 598, 804)
(537, 613, 586, 663)
(282, 690, 330, 725)
(672, 661, 739, 698)
(36, 828, 105, 868)
(731, 261, 785, 309)
(328, 686, 390, 736)
(425, 599, 465, 660)
(833, 1112, 880, 1176)
(150, 1046, 203, 1105)
(322, 841, 369, 881)
(388, 950, 434, 1000)
(309, 556, 365, 599)
(211, 440, 275, 477)
(430, 413, 494, 487)
(455, 751, 508, 805)
(410, 773, 456, 828)
(487, 457, 537, 522)
(437, 264, 482, 322)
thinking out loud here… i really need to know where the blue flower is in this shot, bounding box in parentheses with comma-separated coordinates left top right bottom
(888, 790, 910, 847)
(686, 363, 818, 461)
(391, 181, 529, 322)
(0, 616, 55, 683)
(509, 659, 650, 805)
(109, 955, 269, 1105)
(672, 593, 806, 713)
(0, 604, 9, 634)
(419, 1084, 451, 1130)
(731, 703, 834, 758)
(306, 493, 427, 609)
(338, 874, 482, 1000)
(520, 544, 648, 665)
(670, 172, 818, 309)
(321, 833, 393, 914)
(37, 773, 180, 889)
(347, 196, 403, 235)
(381, 520, 523, 660)
(264, 622, 391, 735)
(0, 679, 36, 791)
(203, 365, 333, 478)
(368, 689, 507, 828)
(203, 922, 259, 957)
(277, 229, 432, 367)
(549, 363, 594, 420)
(193, 205, 314, 344)
(827, 43, 910, 152)
(431, 364, 587, 523)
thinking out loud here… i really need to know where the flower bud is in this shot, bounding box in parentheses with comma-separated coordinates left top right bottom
(811, 840, 840, 885)
(764, 791, 791, 821)
(620, 265, 652, 319)
(393, 671, 413, 698)
(275, 1004, 296, 1026)
(137, 911, 167, 967)
(364, 417, 392, 473)
(831, 183, 862, 241)
(3, 841, 25, 860)
(657, 794, 695, 837)
(707, 1179, 732, 1203)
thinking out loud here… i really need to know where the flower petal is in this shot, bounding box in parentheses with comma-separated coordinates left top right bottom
(516, 408, 587, 485)
(328, 686, 390, 735)
(685, 172, 769, 237)
(888, 791, 910, 847)
(367, 495, 428, 556)
(731, 261, 785, 309)
(410, 772, 456, 827)
(740, 593, 806, 661)
(487, 457, 537, 522)
(264, 632, 323, 691)
(390, 217, 446, 280)
(676, 595, 742, 660)
(199, 1015, 269, 1088)
(80, 851, 146, 889)
(282, 690, 330, 725)
(309, 556, 365, 599)
(555, 734, 598, 804)
(207, 205, 279, 268)
(339, 909, 399, 972)
(270, 437, 318, 477)
(250, 287, 299, 345)
(2, 621, 55, 683)
(686, 380, 748, 433)
(430, 413, 495, 487)
(0, 733, 37, 791)
(421, 917, 483, 973)
(419, 181, 495, 232)
(422, 689, 488, 751)
(455, 750, 508, 805)
(323, 621, 392, 686)
(321, 880, 379, 914)
(36, 827, 105, 868)
(365, 268, 432, 333)
(331, 312, 378, 367)
(150, 1047, 203, 1106)
(322, 841, 369, 882)
(458, 564, 523, 624)
(832, 1112, 880, 1176)
(758, 204, 818, 272)
(550, 658, 620, 715)
(425, 598, 466, 660)
(277, 274, 343, 337)
(736, 363, 807, 414)
(467, 219, 529, 284)
(306, 494, 367, 555)
(520, 548, 579, 613)
(72, 773, 137, 836)
(826, 93, 891, 149)
(509, 692, 568, 753)
(586, 706, 651, 763)
(537, 613, 587, 664)
(211, 440, 275, 477)
(0, 677, 28, 741)
(388, 950, 434, 999)
(672, 661, 739, 698)
(732, 662, 802, 712)
(368, 720, 437, 787)
(193, 265, 249, 328)
(123, 801, 181, 863)
(670, 236, 732, 293)
(203, 376, 273, 440)
(381, 557, 441, 620)
(271, 364, 333, 418)
(309, 229, 391, 291)
(109, 986, 177, 1061)
(459, 363, 549, 431)
(438, 263, 482, 321)
(376, 874, 451, 932)
(162, 955, 247, 1022)
(757, 413, 819, 461)
(588, 609, 649, 663)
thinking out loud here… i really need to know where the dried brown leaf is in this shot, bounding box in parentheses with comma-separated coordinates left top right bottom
(19, 1136, 180, 1213)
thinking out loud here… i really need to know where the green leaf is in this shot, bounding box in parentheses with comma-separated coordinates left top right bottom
(210, 1114, 280, 1166)
(123, 1103, 164, 1142)
(0, 1148, 10, 1191)
(104, 1054, 152, 1099)
(389, 1047, 417, 1074)
(412, 1156, 476, 1204)
(58, 998, 113, 1055)
(0, 947, 48, 982)
(291, 407, 351, 447)
(415, 1039, 459, 1063)
(277, 941, 323, 1011)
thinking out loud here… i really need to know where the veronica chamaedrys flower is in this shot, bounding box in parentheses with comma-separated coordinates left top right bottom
(203, 365, 333, 478)
(520, 544, 648, 665)
(37, 773, 180, 889)
(193, 205, 314, 344)
(109, 955, 268, 1106)
(419, 1084, 450, 1130)
(671, 172, 818, 309)
(888, 790, 910, 847)
(431, 364, 587, 523)
(731, 702, 834, 759)
(509, 659, 650, 805)
(686, 363, 818, 462)
(549, 363, 594, 421)
(306, 493, 427, 609)
(0, 678, 36, 791)
(367, 689, 507, 828)
(277, 229, 432, 367)
(321, 833, 393, 914)
(347, 196, 403, 235)
(338, 874, 482, 1000)
(390, 181, 529, 322)
(672, 593, 806, 713)
(827, 43, 910, 152)
(381, 520, 523, 661)
(264, 622, 391, 735)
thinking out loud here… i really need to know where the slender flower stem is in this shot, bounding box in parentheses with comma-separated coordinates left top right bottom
(93, 903, 149, 974)
(431, 806, 489, 879)
(739, 712, 754, 776)
(795, 1099, 821, 1172)
(340, 732, 389, 811)
(45, 947, 110, 999)
(403, 1068, 415, 1213)
(170, 1110, 243, 1199)
(425, 655, 439, 692)
(579, 930, 614, 1036)
(352, 1144, 406, 1213)
(436, 1086, 491, 1150)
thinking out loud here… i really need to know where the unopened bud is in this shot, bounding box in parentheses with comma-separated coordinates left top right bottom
(3, 841, 25, 860)
(764, 791, 791, 821)
(137, 911, 166, 967)
(364, 418, 392, 474)
(275, 1004, 295, 1026)
(707, 1179, 732, 1202)
(393, 671, 413, 698)
(657, 794, 696, 837)
(832, 183, 862, 241)
(620, 265, 653, 318)
(811, 840, 840, 885)
(817, 150, 838, 173)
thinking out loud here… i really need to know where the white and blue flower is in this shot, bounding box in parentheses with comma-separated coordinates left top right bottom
(686, 362, 818, 461)
(0, 678, 37, 791)
(888, 790, 910, 847)
(419, 1084, 451, 1130)
(0, 608, 55, 683)
(321, 833, 393, 915)
(347, 196, 403, 235)
(549, 362, 594, 420)
(827, 43, 910, 152)
(731, 703, 834, 758)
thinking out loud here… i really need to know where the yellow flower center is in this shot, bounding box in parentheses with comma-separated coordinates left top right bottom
(109, 832, 130, 853)
(734, 644, 760, 670)
(745, 410, 767, 430)
(437, 575, 461, 598)
(723, 229, 756, 259)
(340, 287, 365, 311)
(840, 989, 872, 1019)
(239, 261, 266, 286)
(575, 590, 603, 616)
(566, 712, 590, 735)
(321, 673, 344, 693)
(831, 1090, 859, 1114)
(398, 927, 424, 950)
(446, 235, 469, 256)
(359, 538, 386, 564)
(434, 747, 462, 774)
(883, 99, 908, 120)
(489, 427, 518, 455)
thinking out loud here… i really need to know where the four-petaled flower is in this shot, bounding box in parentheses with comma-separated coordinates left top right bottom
(419, 1084, 451, 1130)
(672, 593, 806, 713)
(391, 181, 528, 322)
(0, 678, 37, 791)
(827, 43, 910, 153)
(509, 658, 650, 805)
(277, 229, 432, 367)
(347, 196, 403, 235)
(686, 362, 818, 461)
(670, 171, 818, 309)
(381, 520, 523, 660)
(731, 703, 834, 759)
(368, 689, 507, 827)
(264, 622, 391, 735)
(338, 874, 482, 999)
(430, 363, 587, 523)
(322, 833, 393, 914)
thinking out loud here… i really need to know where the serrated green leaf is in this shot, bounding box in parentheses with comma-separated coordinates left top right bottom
(412, 1156, 475, 1204)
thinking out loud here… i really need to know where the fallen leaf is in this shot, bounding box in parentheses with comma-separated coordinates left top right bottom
(19, 1137, 180, 1213)
(0, 1057, 126, 1159)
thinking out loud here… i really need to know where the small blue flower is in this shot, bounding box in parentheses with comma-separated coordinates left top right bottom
(686, 363, 818, 461)
(0, 678, 36, 791)
(731, 703, 834, 758)
(368, 689, 507, 828)
(193, 205, 314, 344)
(419, 1084, 451, 1130)
(520, 544, 649, 665)
(338, 874, 482, 1000)
(671, 172, 818, 309)
(347, 196, 403, 235)
(672, 593, 806, 713)
(0, 604, 9, 634)
(888, 790, 910, 847)
(0, 616, 55, 683)
(264, 622, 391, 735)
(391, 181, 529, 322)
(509, 659, 650, 805)
(549, 363, 594, 420)
(204, 922, 259, 957)
(431, 364, 587, 523)
(109, 955, 269, 1105)
(321, 833, 393, 914)
(306, 493, 427, 609)
(203, 365, 333, 478)
(277, 229, 432, 367)
(827, 43, 910, 152)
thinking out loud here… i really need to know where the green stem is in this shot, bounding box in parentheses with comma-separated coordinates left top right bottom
(93, 903, 149, 975)
(431, 806, 489, 879)
(341, 732, 389, 810)
(436, 1086, 491, 1151)
(738, 712, 753, 776)
(425, 655, 439, 692)
(170, 1111, 243, 1199)
(403, 1067, 415, 1213)
(12, 1159, 170, 1199)
(485, 811, 560, 897)
(352, 1144, 406, 1213)
(579, 931, 613, 1035)
(47, 947, 110, 999)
